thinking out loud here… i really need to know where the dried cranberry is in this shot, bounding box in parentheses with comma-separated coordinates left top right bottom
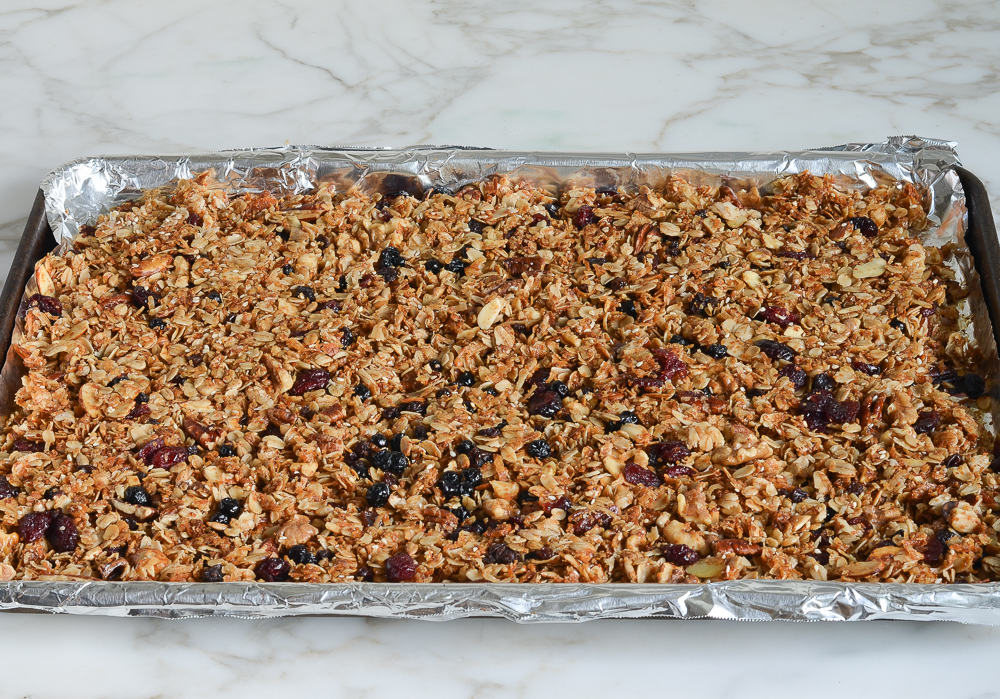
(484, 542, 520, 565)
(648, 441, 690, 465)
(662, 464, 695, 478)
(18, 511, 53, 543)
(852, 361, 882, 376)
(826, 399, 860, 424)
(255, 557, 291, 582)
(914, 410, 941, 434)
(151, 445, 189, 469)
(541, 495, 572, 514)
(12, 439, 44, 453)
(623, 463, 660, 487)
(136, 437, 165, 466)
(778, 364, 808, 390)
(527, 388, 563, 418)
(0, 476, 18, 499)
(187, 212, 203, 226)
(130, 286, 158, 311)
(573, 205, 597, 229)
(385, 552, 417, 582)
(527, 368, 551, 388)
(756, 339, 797, 362)
(46, 513, 79, 552)
(847, 515, 871, 531)
(923, 536, 945, 565)
(19, 294, 62, 319)
(760, 306, 800, 329)
(848, 216, 879, 238)
(661, 543, 700, 566)
(125, 403, 151, 420)
(290, 368, 330, 396)
(568, 510, 611, 535)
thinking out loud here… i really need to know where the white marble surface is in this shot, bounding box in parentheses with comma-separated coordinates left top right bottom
(2, 0, 1000, 696)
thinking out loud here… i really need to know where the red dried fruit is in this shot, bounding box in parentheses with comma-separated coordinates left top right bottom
(662, 464, 695, 478)
(648, 441, 691, 465)
(922, 536, 945, 565)
(504, 257, 543, 277)
(527, 388, 563, 418)
(778, 249, 814, 261)
(46, 513, 79, 552)
(573, 205, 597, 229)
(756, 339, 797, 362)
(914, 410, 941, 434)
(827, 400, 860, 424)
(124, 403, 151, 420)
(255, 557, 291, 582)
(130, 286, 159, 310)
(527, 367, 551, 388)
(777, 364, 808, 390)
(852, 361, 882, 376)
(136, 437, 166, 465)
(187, 212, 203, 226)
(568, 510, 612, 535)
(847, 515, 872, 531)
(19, 294, 63, 320)
(151, 445, 189, 469)
(289, 368, 330, 396)
(848, 216, 879, 238)
(761, 306, 800, 329)
(623, 462, 660, 487)
(18, 511, 54, 543)
(385, 552, 417, 581)
(541, 495, 571, 514)
(12, 439, 44, 453)
(661, 543, 699, 566)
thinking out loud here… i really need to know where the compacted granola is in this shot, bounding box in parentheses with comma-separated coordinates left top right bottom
(1, 168, 997, 585)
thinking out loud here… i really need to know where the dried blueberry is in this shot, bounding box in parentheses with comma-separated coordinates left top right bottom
(852, 361, 882, 376)
(0, 476, 18, 499)
(468, 219, 485, 234)
(281, 263, 293, 275)
(550, 381, 569, 398)
(255, 557, 290, 582)
(398, 401, 426, 415)
(385, 552, 417, 582)
(669, 334, 691, 346)
(889, 319, 907, 332)
(526, 439, 552, 459)
(914, 410, 941, 434)
(292, 285, 316, 302)
(123, 485, 153, 507)
(619, 411, 639, 425)
(383, 452, 410, 476)
(455, 439, 474, 455)
(377, 266, 398, 283)
(218, 444, 236, 458)
(544, 202, 560, 217)
(444, 259, 468, 276)
(290, 368, 330, 396)
(456, 371, 475, 387)
(371, 433, 388, 449)
(201, 564, 224, 582)
(439, 471, 462, 498)
(367, 482, 390, 508)
(944, 454, 963, 469)
(704, 343, 728, 359)
(425, 258, 443, 273)
(848, 216, 879, 237)
(429, 360, 442, 372)
(287, 545, 318, 566)
(354, 383, 372, 401)
(620, 300, 638, 319)
(778, 364, 808, 390)
(211, 498, 242, 525)
(661, 543, 699, 566)
(378, 246, 406, 269)
(148, 318, 166, 329)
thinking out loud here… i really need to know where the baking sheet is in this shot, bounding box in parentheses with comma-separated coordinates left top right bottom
(3, 136, 998, 622)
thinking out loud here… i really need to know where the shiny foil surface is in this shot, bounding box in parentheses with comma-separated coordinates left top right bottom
(3, 136, 996, 623)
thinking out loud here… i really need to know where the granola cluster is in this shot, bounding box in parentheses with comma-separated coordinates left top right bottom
(1, 168, 997, 584)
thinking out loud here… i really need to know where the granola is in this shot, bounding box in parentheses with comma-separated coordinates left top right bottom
(1, 169, 997, 584)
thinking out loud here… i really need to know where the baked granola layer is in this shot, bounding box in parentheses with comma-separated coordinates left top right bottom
(0, 169, 996, 584)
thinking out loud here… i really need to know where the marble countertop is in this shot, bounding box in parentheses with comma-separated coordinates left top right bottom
(2, 1, 1000, 696)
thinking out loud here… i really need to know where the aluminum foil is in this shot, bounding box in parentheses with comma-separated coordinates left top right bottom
(5, 136, 998, 623)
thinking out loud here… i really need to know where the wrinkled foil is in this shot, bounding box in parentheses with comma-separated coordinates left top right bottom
(4, 136, 997, 623)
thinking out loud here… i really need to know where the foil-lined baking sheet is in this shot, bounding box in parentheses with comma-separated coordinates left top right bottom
(4, 136, 998, 623)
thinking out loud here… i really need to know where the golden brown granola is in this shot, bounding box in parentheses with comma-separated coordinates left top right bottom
(1, 169, 996, 584)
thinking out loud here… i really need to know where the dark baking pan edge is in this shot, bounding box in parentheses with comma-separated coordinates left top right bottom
(0, 170, 997, 622)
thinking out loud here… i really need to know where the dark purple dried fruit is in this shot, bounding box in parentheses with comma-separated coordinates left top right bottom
(811, 374, 836, 393)
(568, 510, 612, 535)
(148, 317, 166, 329)
(123, 485, 153, 507)
(526, 546, 555, 561)
(456, 371, 476, 387)
(467, 447, 493, 469)
(218, 444, 236, 457)
(786, 487, 808, 503)
(846, 480, 864, 496)
(756, 339, 797, 362)
(201, 564, 224, 582)
(778, 364, 808, 390)
(255, 557, 290, 582)
(687, 292, 719, 317)
(922, 536, 945, 565)
(852, 361, 882, 376)
(826, 399, 860, 424)
(661, 543, 699, 566)
(292, 285, 316, 302)
(527, 388, 563, 418)
(623, 463, 660, 487)
(778, 249, 814, 261)
(130, 287, 158, 311)
(341, 328, 357, 347)
(290, 368, 330, 396)
(377, 266, 399, 283)
(385, 552, 417, 582)
(439, 470, 462, 497)
(367, 482, 390, 508)
(944, 454, 963, 469)
(669, 334, 692, 346)
(848, 216, 879, 238)
(662, 464, 695, 478)
(914, 410, 941, 434)
(151, 445, 189, 469)
(125, 403, 151, 420)
(704, 343, 728, 359)
(19, 294, 63, 320)
(573, 205, 597, 229)
(378, 246, 405, 268)
(18, 511, 53, 543)
(648, 441, 691, 465)
(467, 219, 485, 234)
(445, 258, 468, 276)
(209, 498, 242, 525)
(287, 545, 317, 566)
(760, 306, 800, 329)
(620, 300, 638, 319)
(0, 476, 18, 499)
(12, 439, 44, 453)
(46, 513, 79, 552)
(187, 212, 203, 226)
(484, 542, 520, 565)
(398, 401, 426, 415)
